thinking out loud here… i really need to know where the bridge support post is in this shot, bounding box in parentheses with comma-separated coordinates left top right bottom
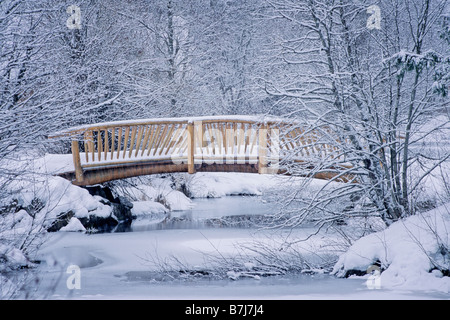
(258, 124, 268, 174)
(187, 122, 196, 174)
(71, 139, 84, 183)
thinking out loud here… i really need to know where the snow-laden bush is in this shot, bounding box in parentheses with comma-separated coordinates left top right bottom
(332, 203, 450, 293)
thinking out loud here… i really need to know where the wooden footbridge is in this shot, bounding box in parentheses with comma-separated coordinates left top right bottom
(50, 115, 353, 186)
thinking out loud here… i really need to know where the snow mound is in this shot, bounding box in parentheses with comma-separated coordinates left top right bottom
(187, 173, 282, 198)
(6, 175, 112, 227)
(332, 203, 450, 293)
(60, 218, 86, 232)
(131, 201, 168, 217)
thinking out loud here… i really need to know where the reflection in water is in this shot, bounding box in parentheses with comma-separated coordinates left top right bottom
(129, 196, 276, 232)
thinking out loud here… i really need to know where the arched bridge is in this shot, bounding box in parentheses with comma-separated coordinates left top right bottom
(50, 115, 353, 186)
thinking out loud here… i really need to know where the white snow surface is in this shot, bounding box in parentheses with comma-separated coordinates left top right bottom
(186, 172, 281, 198)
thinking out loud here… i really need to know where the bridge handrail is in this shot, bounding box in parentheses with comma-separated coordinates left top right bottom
(48, 115, 294, 138)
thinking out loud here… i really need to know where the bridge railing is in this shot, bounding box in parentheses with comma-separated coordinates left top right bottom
(50, 116, 350, 184)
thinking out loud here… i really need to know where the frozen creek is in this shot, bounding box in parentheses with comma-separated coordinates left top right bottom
(33, 196, 448, 300)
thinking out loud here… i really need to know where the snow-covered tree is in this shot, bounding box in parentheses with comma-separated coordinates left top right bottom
(263, 0, 449, 228)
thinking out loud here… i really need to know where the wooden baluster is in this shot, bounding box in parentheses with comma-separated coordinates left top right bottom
(194, 121, 203, 160)
(97, 130, 103, 162)
(159, 124, 175, 156)
(244, 124, 250, 155)
(312, 130, 321, 156)
(128, 126, 137, 158)
(134, 126, 144, 157)
(295, 128, 306, 157)
(202, 123, 210, 156)
(153, 125, 168, 156)
(83, 132, 89, 164)
(140, 125, 152, 157)
(269, 126, 280, 173)
(226, 123, 234, 164)
(122, 127, 130, 159)
(84, 131, 93, 163)
(176, 129, 189, 156)
(286, 128, 296, 151)
(147, 125, 160, 156)
(238, 123, 245, 158)
(248, 127, 256, 160)
(207, 123, 215, 156)
(116, 127, 122, 160)
(166, 124, 184, 156)
(165, 125, 179, 155)
(187, 122, 195, 174)
(258, 124, 268, 174)
(104, 129, 109, 161)
(220, 123, 226, 157)
(214, 123, 224, 163)
(111, 128, 115, 161)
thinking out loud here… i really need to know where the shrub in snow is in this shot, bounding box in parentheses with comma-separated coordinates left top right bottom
(332, 203, 450, 293)
(0, 245, 31, 272)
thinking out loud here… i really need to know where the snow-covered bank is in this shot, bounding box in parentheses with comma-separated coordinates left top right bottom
(333, 203, 449, 293)
(1, 153, 292, 235)
(1, 153, 449, 299)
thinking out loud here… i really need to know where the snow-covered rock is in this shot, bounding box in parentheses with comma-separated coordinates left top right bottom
(131, 201, 168, 217)
(59, 217, 86, 232)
